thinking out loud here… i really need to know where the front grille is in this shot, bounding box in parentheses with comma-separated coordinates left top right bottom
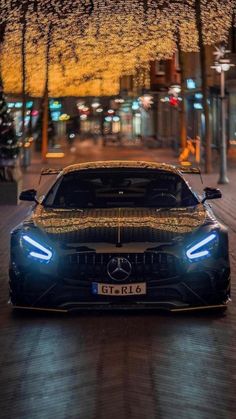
(59, 252, 181, 282)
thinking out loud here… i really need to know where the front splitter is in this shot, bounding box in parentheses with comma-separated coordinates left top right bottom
(11, 300, 230, 313)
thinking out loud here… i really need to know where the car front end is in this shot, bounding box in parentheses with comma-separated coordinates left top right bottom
(9, 204, 231, 312)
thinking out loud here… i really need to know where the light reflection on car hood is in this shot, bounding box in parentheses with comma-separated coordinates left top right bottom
(27, 204, 209, 237)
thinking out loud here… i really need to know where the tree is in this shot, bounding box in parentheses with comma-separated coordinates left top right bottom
(0, 18, 20, 163)
(20, 4, 27, 143)
(41, 22, 53, 160)
(33, 21, 55, 155)
(0, 80, 20, 161)
(177, 31, 187, 150)
(195, 0, 212, 173)
(34, 97, 55, 152)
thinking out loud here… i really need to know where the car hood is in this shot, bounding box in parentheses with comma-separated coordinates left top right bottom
(25, 204, 213, 245)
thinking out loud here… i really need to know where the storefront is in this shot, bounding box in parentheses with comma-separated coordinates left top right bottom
(7, 100, 36, 136)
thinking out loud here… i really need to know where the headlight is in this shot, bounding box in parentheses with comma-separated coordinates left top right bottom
(186, 233, 217, 261)
(22, 235, 53, 262)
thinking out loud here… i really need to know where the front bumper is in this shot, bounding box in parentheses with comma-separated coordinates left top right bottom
(9, 261, 231, 312)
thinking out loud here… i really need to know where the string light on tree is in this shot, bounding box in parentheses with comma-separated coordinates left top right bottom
(0, 0, 235, 97)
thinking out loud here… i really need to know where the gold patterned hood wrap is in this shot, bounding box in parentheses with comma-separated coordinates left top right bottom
(27, 204, 209, 244)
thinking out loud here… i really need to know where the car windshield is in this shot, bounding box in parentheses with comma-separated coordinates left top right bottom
(43, 169, 199, 209)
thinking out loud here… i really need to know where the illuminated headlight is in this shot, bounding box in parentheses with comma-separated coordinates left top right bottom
(22, 235, 53, 262)
(186, 233, 217, 261)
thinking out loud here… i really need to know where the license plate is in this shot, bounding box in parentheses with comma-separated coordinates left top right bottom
(92, 282, 146, 296)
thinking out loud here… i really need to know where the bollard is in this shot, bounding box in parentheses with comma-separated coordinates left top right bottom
(195, 136, 201, 164)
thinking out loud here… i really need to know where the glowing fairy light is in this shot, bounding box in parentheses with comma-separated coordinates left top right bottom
(0, 1, 234, 97)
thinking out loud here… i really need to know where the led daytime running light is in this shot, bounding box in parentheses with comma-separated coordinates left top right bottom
(23, 235, 52, 261)
(186, 233, 216, 260)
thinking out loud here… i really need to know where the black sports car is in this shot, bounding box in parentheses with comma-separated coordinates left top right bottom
(9, 161, 231, 312)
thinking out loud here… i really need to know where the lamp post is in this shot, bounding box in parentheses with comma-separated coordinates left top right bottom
(211, 47, 235, 184)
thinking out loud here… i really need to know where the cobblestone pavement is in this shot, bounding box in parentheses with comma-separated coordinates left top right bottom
(0, 141, 236, 419)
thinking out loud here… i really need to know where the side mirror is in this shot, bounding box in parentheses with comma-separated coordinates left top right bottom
(202, 187, 222, 203)
(19, 189, 37, 202)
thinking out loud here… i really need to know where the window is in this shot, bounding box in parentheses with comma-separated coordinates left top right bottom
(174, 51, 180, 72)
(120, 75, 133, 92)
(155, 60, 166, 76)
(229, 24, 236, 53)
(44, 169, 199, 209)
(232, 25, 236, 53)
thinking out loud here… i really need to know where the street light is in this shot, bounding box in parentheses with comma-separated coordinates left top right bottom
(211, 48, 235, 184)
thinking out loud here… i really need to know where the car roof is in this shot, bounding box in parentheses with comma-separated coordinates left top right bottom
(62, 161, 182, 176)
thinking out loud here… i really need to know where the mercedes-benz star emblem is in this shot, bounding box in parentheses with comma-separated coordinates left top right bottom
(107, 257, 132, 281)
